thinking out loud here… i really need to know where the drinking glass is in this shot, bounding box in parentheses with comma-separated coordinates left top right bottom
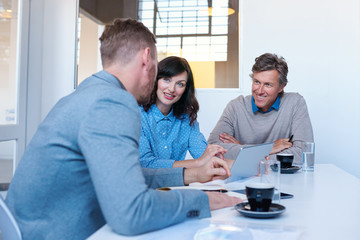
(260, 159, 280, 204)
(302, 142, 315, 172)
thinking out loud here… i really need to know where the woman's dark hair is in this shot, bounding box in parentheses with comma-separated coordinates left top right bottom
(143, 56, 199, 126)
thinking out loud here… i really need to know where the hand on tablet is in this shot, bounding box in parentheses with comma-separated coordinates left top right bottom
(224, 158, 235, 169)
(172, 144, 226, 169)
(183, 157, 231, 185)
(173, 144, 227, 169)
(196, 144, 227, 166)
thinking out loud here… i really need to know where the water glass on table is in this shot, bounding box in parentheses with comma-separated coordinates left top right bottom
(302, 142, 315, 172)
(259, 159, 281, 203)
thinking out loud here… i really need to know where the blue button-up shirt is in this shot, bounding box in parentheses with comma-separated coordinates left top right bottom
(251, 96, 280, 113)
(139, 104, 207, 168)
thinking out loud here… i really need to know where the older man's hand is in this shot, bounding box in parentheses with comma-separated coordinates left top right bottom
(219, 133, 241, 144)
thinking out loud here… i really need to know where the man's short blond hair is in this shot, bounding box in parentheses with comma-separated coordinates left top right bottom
(99, 18, 157, 67)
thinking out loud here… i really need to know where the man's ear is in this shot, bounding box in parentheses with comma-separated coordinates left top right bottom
(141, 47, 151, 68)
(278, 83, 287, 93)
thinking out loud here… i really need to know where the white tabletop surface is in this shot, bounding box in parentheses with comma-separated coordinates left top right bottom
(88, 164, 360, 240)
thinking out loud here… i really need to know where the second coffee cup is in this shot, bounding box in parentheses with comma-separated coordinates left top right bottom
(276, 153, 294, 168)
(245, 182, 274, 212)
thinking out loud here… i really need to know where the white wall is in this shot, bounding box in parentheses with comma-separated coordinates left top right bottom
(197, 0, 360, 178)
(41, 0, 77, 119)
(26, 0, 78, 143)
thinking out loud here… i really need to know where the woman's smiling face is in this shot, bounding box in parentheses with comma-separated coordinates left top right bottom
(156, 71, 188, 115)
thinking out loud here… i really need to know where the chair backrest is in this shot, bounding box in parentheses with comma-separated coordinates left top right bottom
(0, 195, 22, 240)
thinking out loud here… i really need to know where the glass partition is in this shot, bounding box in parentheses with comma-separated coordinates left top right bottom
(0, 0, 19, 125)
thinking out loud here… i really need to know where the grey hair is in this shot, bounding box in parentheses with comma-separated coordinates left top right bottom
(249, 53, 288, 86)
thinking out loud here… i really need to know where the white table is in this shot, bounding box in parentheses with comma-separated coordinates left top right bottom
(88, 164, 360, 240)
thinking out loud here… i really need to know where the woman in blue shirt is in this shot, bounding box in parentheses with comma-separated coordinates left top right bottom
(139, 56, 226, 168)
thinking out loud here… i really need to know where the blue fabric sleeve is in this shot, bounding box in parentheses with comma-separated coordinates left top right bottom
(141, 167, 184, 188)
(188, 121, 208, 159)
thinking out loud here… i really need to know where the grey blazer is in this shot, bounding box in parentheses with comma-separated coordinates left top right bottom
(6, 71, 210, 240)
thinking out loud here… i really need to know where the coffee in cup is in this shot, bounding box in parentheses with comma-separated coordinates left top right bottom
(245, 182, 274, 212)
(276, 153, 294, 168)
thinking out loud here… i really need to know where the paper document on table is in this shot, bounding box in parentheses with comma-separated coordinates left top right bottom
(188, 176, 258, 191)
(157, 179, 226, 191)
(159, 180, 248, 201)
(189, 179, 226, 188)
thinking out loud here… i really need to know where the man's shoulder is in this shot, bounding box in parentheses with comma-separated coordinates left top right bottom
(281, 92, 307, 108)
(283, 92, 303, 98)
(282, 92, 305, 102)
(67, 74, 138, 120)
(226, 95, 251, 110)
(83, 77, 136, 104)
(230, 94, 250, 104)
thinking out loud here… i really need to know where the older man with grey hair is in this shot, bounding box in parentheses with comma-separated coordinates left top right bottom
(208, 53, 314, 164)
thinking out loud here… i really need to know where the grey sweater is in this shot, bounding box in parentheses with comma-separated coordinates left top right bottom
(208, 92, 314, 164)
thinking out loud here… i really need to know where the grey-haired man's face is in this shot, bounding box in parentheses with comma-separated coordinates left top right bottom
(251, 70, 285, 112)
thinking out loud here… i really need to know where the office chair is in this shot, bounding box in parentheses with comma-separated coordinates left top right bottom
(0, 195, 22, 240)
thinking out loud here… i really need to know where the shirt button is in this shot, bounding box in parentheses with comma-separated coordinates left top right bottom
(164, 146, 167, 149)
(163, 132, 165, 135)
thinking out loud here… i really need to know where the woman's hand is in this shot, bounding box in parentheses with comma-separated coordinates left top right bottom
(196, 144, 227, 167)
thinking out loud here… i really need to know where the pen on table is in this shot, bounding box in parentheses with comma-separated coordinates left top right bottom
(157, 188, 229, 193)
(289, 135, 294, 142)
(202, 189, 228, 193)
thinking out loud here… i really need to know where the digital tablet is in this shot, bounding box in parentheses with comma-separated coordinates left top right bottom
(226, 143, 274, 182)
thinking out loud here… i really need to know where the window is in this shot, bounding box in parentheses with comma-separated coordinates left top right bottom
(139, 0, 239, 88)
(0, 0, 18, 125)
(0, 0, 28, 186)
(76, 0, 239, 88)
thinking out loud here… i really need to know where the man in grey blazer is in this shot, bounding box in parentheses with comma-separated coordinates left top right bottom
(6, 18, 241, 240)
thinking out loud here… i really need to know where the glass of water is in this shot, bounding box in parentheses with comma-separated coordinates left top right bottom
(302, 142, 315, 172)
